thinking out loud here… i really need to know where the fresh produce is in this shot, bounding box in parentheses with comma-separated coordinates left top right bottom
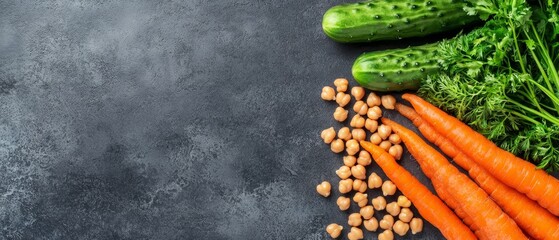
(322, 0, 480, 43)
(395, 103, 559, 239)
(360, 141, 477, 240)
(403, 93, 559, 216)
(381, 118, 528, 239)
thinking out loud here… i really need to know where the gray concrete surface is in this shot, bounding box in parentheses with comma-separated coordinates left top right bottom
(0, 1, 456, 239)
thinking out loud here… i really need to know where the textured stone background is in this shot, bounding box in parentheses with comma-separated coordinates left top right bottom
(0, 1, 477, 239)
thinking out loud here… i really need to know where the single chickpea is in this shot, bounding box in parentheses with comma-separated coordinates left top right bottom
(363, 217, 379, 232)
(353, 101, 369, 115)
(352, 179, 368, 193)
(381, 95, 396, 109)
(321, 127, 336, 144)
(393, 220, 409, 236)
(365, 118, 378, 132)
(335, 165, 352, 179)
(368, 172, 383, 189)
(337, 196, 351, 211)
(397, 196, 412, 208)
(316, 181, 331, 197)
(353, 192, 368, 207)
(351, 86, 365, 100)
(338, 127, 352, 141)
(339, 179, 353, 194)
(351, 128, 366, 142)
(347, 227, 364, 240)
(343, 155, 357, 167)
(326, 223, 343, 238)
(378, 229, 394, 240)
(348, 213, 363, 227)
(372, 196, 387, 211)
(399, 208, 413, 223)
(333, 107, 349, 122)
(346, 139, 360, 155)
(379, 215, 395, 230)
(351, 165, 366, 180)
(330, 139, 345, 153)
(388, 134, 401, 144)
(386, 202, 401, 216)
(360, 205, 375, 220)
(410, 218, 424, 234)
(379, 140, 392, 151)
(377, 125, 392, 139)
(350, 115, 366, 128)
(388, 145, 403, 160)
(367, 106, 382, 120)
(336, 92, 351, 107)
(370, 133, 382, 145)
(382, 180, 397, 196)
(334, 78, 349, 92)
(321, 86, 336, 101)
(366, 92, 381, 107)
(357, 150, 371, 166)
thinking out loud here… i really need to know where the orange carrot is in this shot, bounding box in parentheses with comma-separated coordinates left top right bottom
(382, 118, 528, 240)
(402, 93, 559, 216)
(395, 103, 559, 240)
(360, 141, 477, 240)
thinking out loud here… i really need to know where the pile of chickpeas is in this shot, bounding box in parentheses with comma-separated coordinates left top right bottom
(316, 78, 424, 240)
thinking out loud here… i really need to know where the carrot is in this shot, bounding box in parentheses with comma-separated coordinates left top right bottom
(402, 93, 559, 216)
(382, 118, 528, 240)
(360, 141, 477, 240)
(395, 103, 559, 240)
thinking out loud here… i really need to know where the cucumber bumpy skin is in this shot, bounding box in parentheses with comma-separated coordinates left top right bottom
(352, 44, 439, 91)
(322, 0, 480, 43)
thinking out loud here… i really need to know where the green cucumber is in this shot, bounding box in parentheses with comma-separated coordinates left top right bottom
(352, 44, 439, 91)
(322, 0, 480, 43)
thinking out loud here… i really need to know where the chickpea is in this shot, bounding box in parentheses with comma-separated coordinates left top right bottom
(347, 227, 364, 240)
(360, 205, 375, 220)
(388, 134, 401, 144)
(381, 95, 396, 109)
(388, 144, 403, 160)
(410, 218, 424, 234)
(351, 86, 365, 101)
(393, 220, 409, 236)
(382, 180, 397, 196)
(351, 165, 366, 180)
(338, 127, 352, 141)
(350, 115, 366, 128)
(352, 179, 368, 193)
(366, 92, 381, 107)
(326, 223, 343, 238)
(372, 196, 387, 211)
(379, 140, 392, 151)
(399, 208, 413, 223)
(370, 133, 382, 145)
(357, 150, 371, 166)
(378, 229, 394, 240)
(367, 106, 382, 120)
(377, 125, 392, 139)
(368, 172, 383, 189)
(353, 192, 368, 207)
(330, 139, 345, 153)
(335, 165, 352, 179)
(379, 215, 394, 230)
(343, 155, 357, 167)
(353, 101, 368, 115)
(365, 118, 378, 132)
(320, 127, 336, 144)
(351, 128, 366, 142)
(346, 139, 360, 156)
(339, 179, 353, 194)
(334, 78, 349, 92)
(316, 181, 331, 197)
(321, 86, 336, 101)
(336, 92, 351, 107)
(333, 107, 349, 122)
(386, 202, 401, 216)
(348, 213, 363, 227)
(337, 196, 351, 211)
(363, 217, 379, 232)
(397, 195, 412, 208)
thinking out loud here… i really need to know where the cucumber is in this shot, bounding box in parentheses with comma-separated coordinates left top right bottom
(322, 0, 480, 43)
(352, 44, 439, 91)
